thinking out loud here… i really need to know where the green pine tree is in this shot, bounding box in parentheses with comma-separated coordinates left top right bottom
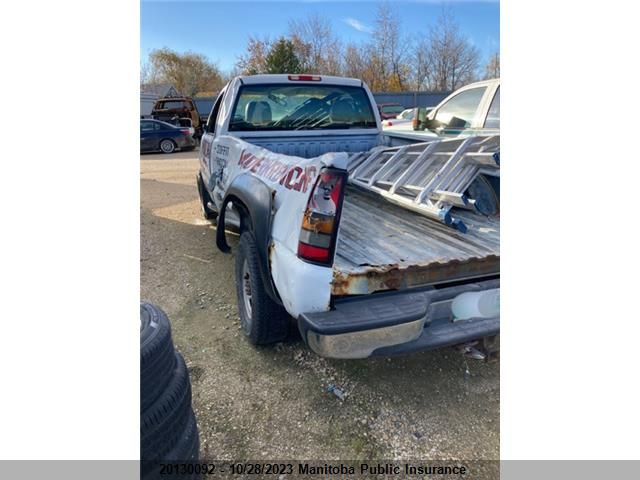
(265, 38, 303, 74)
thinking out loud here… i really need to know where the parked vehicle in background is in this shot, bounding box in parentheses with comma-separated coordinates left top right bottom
(382, 107, 434, 129)
(151, 96, 204, 139)
(194, 97, 217, 128)
(197, 74, 500, 360)
(377, 102, 405, 120)
(414, 78, 500, 137)
(397, 108, 415, 120)
(140, 119, 196, 154)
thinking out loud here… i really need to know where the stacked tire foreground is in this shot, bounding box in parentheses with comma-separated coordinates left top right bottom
(141, 302, 200, 479)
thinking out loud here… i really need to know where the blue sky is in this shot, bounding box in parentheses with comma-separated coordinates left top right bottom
(141, 0, 500, 72)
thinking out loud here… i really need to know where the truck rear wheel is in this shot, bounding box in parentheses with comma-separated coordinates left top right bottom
(235, 231, 289, 345)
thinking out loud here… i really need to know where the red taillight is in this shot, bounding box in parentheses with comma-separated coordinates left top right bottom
(288, 75, 321, 81)
(297, 242, 330, 263)
(297, 168, 347, 266)
(180, 129, 191, 136)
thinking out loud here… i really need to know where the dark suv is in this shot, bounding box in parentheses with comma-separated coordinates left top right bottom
(151, 97, 203, 139)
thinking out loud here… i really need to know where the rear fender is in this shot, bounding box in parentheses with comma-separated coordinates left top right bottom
(217, 173, 281, 304)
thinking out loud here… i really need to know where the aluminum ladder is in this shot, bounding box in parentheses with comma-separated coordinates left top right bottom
(347, 135, 500, 233)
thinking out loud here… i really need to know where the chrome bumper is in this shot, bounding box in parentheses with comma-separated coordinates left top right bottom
(299, 279, 500, 359)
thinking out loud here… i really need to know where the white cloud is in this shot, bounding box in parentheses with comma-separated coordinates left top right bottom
(343, 17, 373, 34)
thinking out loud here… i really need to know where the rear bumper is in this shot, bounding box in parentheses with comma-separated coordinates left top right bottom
(176, 135, 196, 148)
(298, 279, 499, 359)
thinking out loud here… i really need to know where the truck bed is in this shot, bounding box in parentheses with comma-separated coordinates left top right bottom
(332, 185, 499, 295)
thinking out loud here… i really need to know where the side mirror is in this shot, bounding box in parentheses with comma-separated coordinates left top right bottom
(447, 116, 467, 129)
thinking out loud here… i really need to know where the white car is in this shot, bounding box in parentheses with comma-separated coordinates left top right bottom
(381, 108, 413, 128)
(397, 108, 415, 120)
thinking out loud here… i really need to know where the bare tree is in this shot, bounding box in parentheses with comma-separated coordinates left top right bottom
(422, 8, 480, 91)
(342, 43, 366, 79)
(140, 60, 154, 87)
(236, 36, 271, 75)
(371, 2, 410, 91)
(146, 48, 224, 96)
(411, 36, 430, 91)
(229, 4, 487, 94)
(288, 14, 342, 75)
(484, 52, 500, 79)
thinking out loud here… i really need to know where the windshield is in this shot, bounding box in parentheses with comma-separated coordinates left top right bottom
(381, 105, 405, 115)
(229, 84, 377, 131)
(398, 109, 414, 120)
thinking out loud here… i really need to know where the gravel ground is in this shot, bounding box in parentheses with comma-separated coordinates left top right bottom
(140, 149, 499, 465)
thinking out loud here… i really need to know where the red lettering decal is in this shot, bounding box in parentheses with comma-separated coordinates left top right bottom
(258, 158, 273, 176)
(250, 157, 263, 173)
(299, 166, 317, 193)
(293, 171, 306, 192)
(239, 150, 255, 168)
(284, 167, 302, 189)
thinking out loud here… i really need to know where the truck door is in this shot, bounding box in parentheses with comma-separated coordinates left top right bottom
(199, 89, 226, 188)
(431, 86, 488, 137)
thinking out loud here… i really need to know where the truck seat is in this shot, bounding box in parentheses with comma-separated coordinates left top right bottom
(245, 101, 272, 125)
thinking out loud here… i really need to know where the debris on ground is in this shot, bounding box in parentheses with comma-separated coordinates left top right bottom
(327, 384, 347, 401)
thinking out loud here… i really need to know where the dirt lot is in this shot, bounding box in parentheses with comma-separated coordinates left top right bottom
(140, 149, 499, 461)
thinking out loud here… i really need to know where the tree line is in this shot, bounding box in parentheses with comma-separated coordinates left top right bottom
(141, 3, 499, 96)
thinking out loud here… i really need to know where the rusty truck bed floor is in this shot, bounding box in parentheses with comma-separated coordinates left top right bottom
(333, 185, 500, 295)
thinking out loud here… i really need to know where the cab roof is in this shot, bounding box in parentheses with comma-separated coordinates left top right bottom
(236, 74, 363, 87)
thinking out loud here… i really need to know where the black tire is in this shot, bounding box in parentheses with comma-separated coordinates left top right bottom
(467, 175, 500, 216)
(140, 303, 176, 411)
(141, 412, 200, 480)
(235, 231, 289, 345)
(160, 139, 176, 154)
(141, 351, 193, 469)
(196, 174, 216, 220)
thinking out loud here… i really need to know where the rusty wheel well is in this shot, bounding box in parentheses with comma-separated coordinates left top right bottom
(216, 174, 282, 305)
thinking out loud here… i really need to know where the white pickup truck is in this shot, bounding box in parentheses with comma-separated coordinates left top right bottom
(197, 74, 499, 359)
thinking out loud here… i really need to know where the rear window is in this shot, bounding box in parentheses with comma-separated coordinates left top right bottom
(229, 84, 377, 131)
(157, 101, 187, 110)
